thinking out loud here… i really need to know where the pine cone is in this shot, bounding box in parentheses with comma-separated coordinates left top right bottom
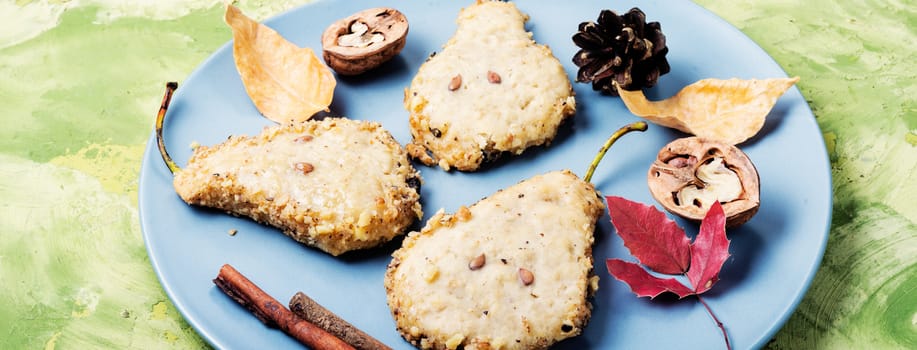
(572, 8, 670, 96)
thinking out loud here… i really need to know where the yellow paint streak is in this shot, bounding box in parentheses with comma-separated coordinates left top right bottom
(43, 331, 61, 350)
(906, 131, 917, 146)
(71, 288, 99, 318)
(162, 330, 179, 343)
(823, 131, 837, 161)
(49, 143, 145, 200)
(71, 309, 92, 318)
(150, 301, 169, 320)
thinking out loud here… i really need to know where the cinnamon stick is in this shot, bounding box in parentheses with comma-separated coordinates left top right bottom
(289, 292, 392, 350)
(213, 264, 355, 350)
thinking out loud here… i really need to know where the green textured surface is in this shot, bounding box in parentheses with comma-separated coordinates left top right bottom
(696, 1, 917, 349)
(0, 0, 913, 349)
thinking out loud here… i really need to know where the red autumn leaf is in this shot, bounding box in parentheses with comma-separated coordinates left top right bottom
(605, 197, 733, 349)
(605, 197, 730, 297)
(686, 202, 730, 294)
(606, 196, 691, 275)
(606, 259, 695, 299)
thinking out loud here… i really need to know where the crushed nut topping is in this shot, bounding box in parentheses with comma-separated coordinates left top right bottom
(456, 206, 472, 221)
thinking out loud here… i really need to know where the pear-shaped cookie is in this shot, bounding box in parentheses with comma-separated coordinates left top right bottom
(385, 170, 603, 349)
(173, 118, 422, 256)
(404, 0, 576, 171)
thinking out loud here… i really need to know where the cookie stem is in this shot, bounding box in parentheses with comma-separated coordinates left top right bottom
(583, 121, 648, 183)
(156, 82, 181, 173)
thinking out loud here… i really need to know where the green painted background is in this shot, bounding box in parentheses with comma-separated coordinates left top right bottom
(0, 0, 913, 349)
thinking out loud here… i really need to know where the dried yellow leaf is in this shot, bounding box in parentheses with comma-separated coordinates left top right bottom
(225, 5, 336, 123)
(618, 77, 800, 145)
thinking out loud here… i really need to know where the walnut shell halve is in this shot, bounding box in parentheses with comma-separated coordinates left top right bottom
(647, 137, 760, 228)
(321, 7, 408, 76)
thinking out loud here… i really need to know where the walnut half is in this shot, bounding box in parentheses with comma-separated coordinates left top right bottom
(647, 137, 760, 228)
(321, 8, 408, 76)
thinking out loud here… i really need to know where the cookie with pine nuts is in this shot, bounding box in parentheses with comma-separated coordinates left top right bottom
(403, 0, 576, 171)
(385, 170, 603, 349)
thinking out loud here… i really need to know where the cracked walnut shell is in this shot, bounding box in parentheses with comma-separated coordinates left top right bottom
(321, 8, 408, 75)
(647, 137, 760, 228)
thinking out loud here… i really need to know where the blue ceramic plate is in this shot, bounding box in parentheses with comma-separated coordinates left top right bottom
(139, 1, 831, 349)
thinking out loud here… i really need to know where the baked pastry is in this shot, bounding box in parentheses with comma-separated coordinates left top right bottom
(385, 170, 603, 349)
(173, 118, 423, 256)
(404, 0, 576, 171)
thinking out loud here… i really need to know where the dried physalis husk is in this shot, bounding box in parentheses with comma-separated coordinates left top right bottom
(618, 77, 800, 145)
(225, 5, 336, 123)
